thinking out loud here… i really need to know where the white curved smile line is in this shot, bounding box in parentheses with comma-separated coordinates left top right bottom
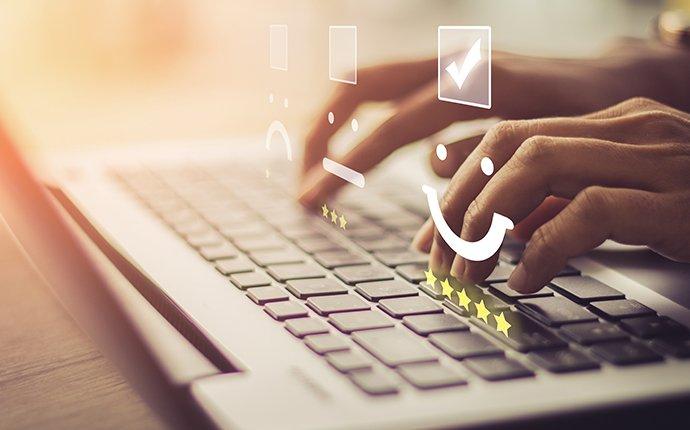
(422, 184, 514, 262)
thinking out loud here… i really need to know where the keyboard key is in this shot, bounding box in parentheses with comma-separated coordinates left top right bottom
(285, 278, 347, 299)
(557, 265, 581, 277)
(186, 231, 224, 248)
(215, 257, 254, 275)
(280, 224, 323, 239)
(264, 301, 308, 321)
(353, 328, 438, 367)
(529, 349, 600, 373)
(619, 316, 688, 339)
(420, 281, 445, 300)
(379, 296, 443, 318)
(560, 322, 629, 345)
(398, 362, 467, 389)
(589, 299, 655, 320)
(334, 264, 394, 285)
(233, 236, 287, 252)
(485, 265, 514, 283)
(550, 276, 624, 304)
(304, 333, 350, 354)
(463, 356, 534, 381)
(355, 280, 418, 301)
(326, 351, 372, 372)
(403, 313, 468, 336)
(266, 263, 326, 282)
(651, 337, 690, 358)
(518, 297, 598, 326)
(498, 242, 524, 264)
(246, 286, 289, 305)
(395, 264, 427, 283)
(329, 310, 394, 333)
(591, 341, 663, 365)
(306, 294, 370, 316)
(295, 237, 343, 254)
(473, 311, 567, 352)
(429, 331, 503, 359)
(354, 236, 408, 252)
(219, 223, 272, 239)
(285, 318, 329, 338)
(313, 250, 368, 269)
(489, 282, 554, 301)
(344, 225, 386, 239)
(249, 249, 304, 267)
(198, 243, 238, 261)
(374, 250, 427, 267)
(230, 271, 272, 290)
(348, 370, 398, 395)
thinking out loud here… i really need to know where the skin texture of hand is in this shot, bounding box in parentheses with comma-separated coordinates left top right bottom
(298, 39, 690, 208)
(412, 97, 690, 293)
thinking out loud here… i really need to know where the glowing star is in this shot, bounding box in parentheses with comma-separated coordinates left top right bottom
(424, 269, 437, 287)
(494, 312, 511, 338)
(458, 288, 472, 311)
(440, 278, 453, 299)
(330, 209, 338, 224)
(475, 299, 490, 323)
(321, 204, 329, 218)
(339, 214, 348, 229)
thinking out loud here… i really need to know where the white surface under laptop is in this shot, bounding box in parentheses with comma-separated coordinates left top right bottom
(43, 138, 690, 430)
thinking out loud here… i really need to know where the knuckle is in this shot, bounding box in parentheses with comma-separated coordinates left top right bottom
(484, 120, 525, 149)
(529, 224, 564, 264)
(512, 135, 555, 167)
(462, 199, 483, 233)
(623, 96, 659, 112)
(572, 186, 611, 221)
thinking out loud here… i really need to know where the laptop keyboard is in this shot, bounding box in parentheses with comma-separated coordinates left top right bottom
(112, 163, 690, 395)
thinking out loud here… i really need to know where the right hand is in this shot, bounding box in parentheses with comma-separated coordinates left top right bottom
(297, 39, 688, 208)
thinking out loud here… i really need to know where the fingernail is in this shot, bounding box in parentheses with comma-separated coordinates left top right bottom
(450, 256, 465, 279)
(508, 263, 528, 292)
(430, 243, 451, 274)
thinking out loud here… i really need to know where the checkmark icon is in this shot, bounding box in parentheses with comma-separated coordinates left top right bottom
(445, 38, 482, 91)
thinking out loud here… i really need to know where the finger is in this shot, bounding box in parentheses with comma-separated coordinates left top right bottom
(411, 218, 434, 253)
(455, 137, 676, 282)
(511, 197, 569, 241)
(298, 82, 495, 207)
(301, 58, 438, 177)
(428, 134, 483, 178)
(507, 186, 683, 293)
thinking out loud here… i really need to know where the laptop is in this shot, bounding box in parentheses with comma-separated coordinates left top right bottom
(2, 121, 690, 429)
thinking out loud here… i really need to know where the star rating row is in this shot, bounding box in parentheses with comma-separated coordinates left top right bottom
(424, 268, 511, 337)
(321, 203, 347, 229)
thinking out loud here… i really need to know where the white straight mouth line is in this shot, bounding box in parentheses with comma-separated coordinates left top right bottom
(322, 157, 365, 188)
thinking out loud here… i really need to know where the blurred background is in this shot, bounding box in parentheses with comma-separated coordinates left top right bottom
(0, 0, 678, 150)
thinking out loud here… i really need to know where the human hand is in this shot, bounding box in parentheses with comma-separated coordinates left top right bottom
(298, 39, 689, 207)
(412, 97, 690, 293)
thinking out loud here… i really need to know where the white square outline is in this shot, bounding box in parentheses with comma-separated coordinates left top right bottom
(437, 25, 491, 109)
(329, 25, 357, 85)
(269, 24, 288, 71)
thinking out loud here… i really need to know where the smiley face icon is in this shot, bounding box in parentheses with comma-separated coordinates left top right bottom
(422, 148, 514, 262)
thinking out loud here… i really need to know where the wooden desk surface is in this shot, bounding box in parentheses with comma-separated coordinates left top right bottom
(0, 223, 164, 429)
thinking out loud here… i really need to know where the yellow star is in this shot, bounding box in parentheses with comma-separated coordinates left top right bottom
(458, 288, 472, 311)
(321, 203, 329, 218)
(494, 312, 512, 338)
(330, 209, 338, 223)
(475, 299, 490, 323)
(440, 278, 453, 299)
(339, 214, 347, 229)
(424, 269, 437, 287)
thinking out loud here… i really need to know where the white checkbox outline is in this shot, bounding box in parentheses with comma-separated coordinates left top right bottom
(437, 25, 491, 109)
(329, 25, 357, 85)
(269, 24, 288, 71)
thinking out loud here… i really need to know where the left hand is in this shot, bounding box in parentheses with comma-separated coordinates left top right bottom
(412, 97, 690, 293)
